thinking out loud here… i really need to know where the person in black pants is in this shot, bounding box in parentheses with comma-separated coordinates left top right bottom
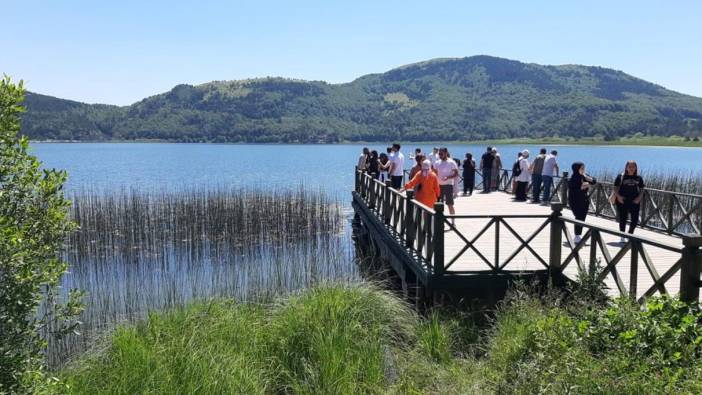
(462, 153, 476, 196)
(568, 162, 596, 244)
(614, 160, 645, 242)
(367, 150, 379, 179)
(479, 147, 494, 192)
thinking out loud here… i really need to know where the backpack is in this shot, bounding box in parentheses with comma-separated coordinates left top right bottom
(512, 160, 521, 177)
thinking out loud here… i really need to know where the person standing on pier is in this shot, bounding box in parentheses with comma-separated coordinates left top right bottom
(462, 153, 476, 196)
(479, 146, 495, 193)
(491, 147, 502, 191)
(357, 147, 369, 171)
(541, 150, 559, 203)
(514, 150, 531, 201)
(568, 162, 596, 244)
(367, 150, 379, 179)
(434, 148, 459, 215)
(401, 159, 440, 208)
(511, 151, 523, 194)
(408, 154, 426, 180)
(379, 152, 390, 182)
(529, 148, 547, 203)
(389, 143, 405, 189)
(613, 160, 645, 241)
(429, 147, 440, 167)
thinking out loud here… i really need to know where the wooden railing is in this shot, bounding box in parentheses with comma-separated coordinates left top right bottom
(400, 166, 702, 237)
(355, 169, 702, 303)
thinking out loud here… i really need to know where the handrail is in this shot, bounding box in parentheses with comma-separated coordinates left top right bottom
(353, 168, 702, 304)
(401, 164, 701, 237)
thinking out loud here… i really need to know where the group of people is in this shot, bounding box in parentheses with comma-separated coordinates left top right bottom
(357, 145, 646, 243)
(567, 160, 645, 243)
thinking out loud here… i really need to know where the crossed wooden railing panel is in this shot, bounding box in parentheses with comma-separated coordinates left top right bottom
(354, 169, 702, 304)
(441, 215, 553, 273)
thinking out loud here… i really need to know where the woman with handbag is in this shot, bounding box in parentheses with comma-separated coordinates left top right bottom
(613, 160, 645, 242)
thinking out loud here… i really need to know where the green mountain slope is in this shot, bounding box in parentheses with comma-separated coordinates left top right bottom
(20, 55, 702, 142)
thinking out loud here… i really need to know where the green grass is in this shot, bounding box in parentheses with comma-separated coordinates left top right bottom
(59, 283, 702, 394)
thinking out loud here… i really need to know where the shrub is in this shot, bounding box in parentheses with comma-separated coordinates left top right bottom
(0, 76, 81, 393)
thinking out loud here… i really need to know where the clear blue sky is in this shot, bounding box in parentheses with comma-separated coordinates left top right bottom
(3, 0, 701, 105)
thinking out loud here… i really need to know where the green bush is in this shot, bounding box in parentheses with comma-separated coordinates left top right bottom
(0, 76, 81, 393)
(481, 294, 702, 394)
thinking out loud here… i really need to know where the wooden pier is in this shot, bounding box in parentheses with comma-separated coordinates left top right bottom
(352, 169, 702, 305)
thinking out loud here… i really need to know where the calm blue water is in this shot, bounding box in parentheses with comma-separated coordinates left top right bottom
(32, 143, 702, 198)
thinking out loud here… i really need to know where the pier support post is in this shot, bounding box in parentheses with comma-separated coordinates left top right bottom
(368, 178, 376, 209)
(383, 181, 392, 224)
(680, 235, 702, 304)
(405, 190, 415, 248)
(355, 167, 360, 193)
(549, 203, 564, 285)
(433, 202, 445, 276)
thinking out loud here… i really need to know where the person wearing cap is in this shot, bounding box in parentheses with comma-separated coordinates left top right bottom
(401, 159, 440, 208)
(514, 150, 531, 201)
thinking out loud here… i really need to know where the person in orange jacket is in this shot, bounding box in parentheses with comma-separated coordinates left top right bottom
(400, 159, 440, 208)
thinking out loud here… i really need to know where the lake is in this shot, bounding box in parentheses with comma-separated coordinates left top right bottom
(31, 143, 702, 197)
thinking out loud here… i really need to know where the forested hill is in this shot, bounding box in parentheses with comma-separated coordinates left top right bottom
(20, 56, 702, 143)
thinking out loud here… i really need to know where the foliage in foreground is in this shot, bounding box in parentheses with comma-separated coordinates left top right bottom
(483, 292, 702, 394)
(0, 76, 81, 393)
(61, 284, 476, 394)
(61, 283, 702, 394)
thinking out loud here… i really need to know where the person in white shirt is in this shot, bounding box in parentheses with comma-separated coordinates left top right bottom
(389, 143, 405, 189)
(515, 150, 531, 201)
(541, 150, 559, 203)
(429, 147, 439, 166)
(433, 147, 459, 215)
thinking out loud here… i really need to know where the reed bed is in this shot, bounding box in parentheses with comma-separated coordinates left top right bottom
(67, 187, 342, 258)
(48, 187, 355, 368)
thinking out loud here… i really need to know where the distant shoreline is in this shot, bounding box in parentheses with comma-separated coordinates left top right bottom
(28, 136, 702, 148)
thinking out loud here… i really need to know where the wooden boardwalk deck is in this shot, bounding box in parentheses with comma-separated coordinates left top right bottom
(444, 191, 688, 300)
(352, 170, 702, 304)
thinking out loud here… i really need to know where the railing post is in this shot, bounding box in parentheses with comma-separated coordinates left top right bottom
(494, 217, 500, 271)
(560, 171, 569, 206)
(433, 202, 445, 276)
(630, 240, 639, 299)
(640, 190, 648, 226)
(549, 203, 564, 283)
(680, 235, 702, 304)
(668, 194, 675, 233)
(405, 190, 415, 248)
(383, 180, 392, 224)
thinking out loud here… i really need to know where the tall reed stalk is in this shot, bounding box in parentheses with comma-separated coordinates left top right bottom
(48, 187, 353, 367)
